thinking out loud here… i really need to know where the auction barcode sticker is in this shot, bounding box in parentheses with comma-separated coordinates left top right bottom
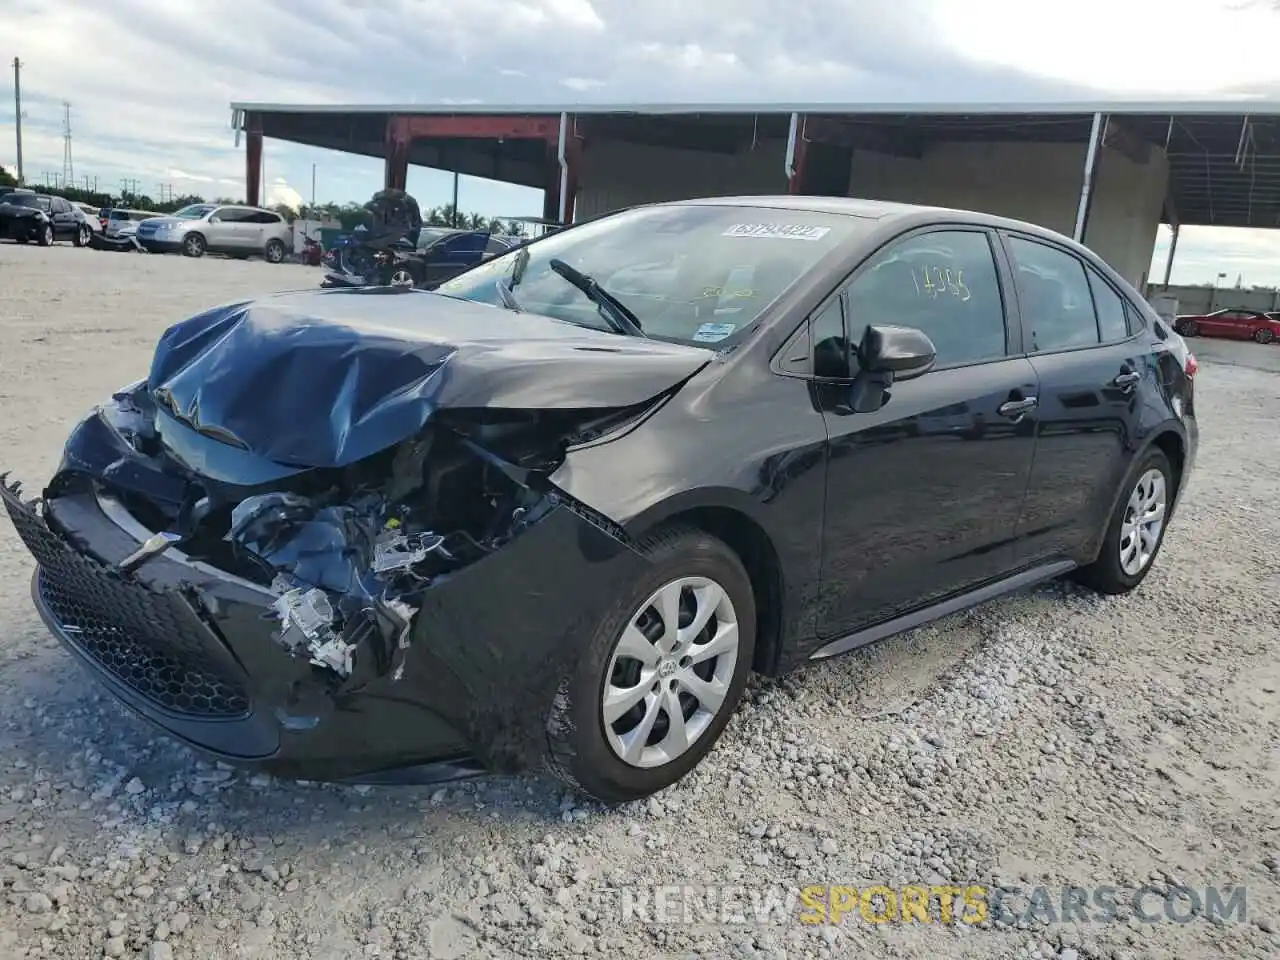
(722, 223, 831, 241)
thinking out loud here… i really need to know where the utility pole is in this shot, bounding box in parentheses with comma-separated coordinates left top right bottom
(12, 58, 24, 183)
(62, 101, 73, 187)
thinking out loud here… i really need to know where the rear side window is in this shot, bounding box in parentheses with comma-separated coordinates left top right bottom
(1005, 236, 1099, 352)
(1085, 268, 1130, 342)
(844, 229, 1008, 367)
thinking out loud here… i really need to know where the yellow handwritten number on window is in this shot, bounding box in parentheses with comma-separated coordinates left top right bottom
(916, 265, 970, 302)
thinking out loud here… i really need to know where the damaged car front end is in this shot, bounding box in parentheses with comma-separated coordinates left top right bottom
(3, 287, 708, 785)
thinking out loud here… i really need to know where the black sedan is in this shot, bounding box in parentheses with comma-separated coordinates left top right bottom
(1, 196, 1198, 803)
(0, 192, 95, 246)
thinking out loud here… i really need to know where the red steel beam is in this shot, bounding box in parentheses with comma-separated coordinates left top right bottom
(244, 112, 263, 208)
(399, 114, 561, 141)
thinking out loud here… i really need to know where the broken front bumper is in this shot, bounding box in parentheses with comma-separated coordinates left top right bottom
(1, 475, 645, 782)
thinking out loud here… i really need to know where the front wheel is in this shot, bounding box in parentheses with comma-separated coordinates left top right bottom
(1074, 448, 1174, 595)
(183, 233, 206, 258)
(1254, 327, 1275, 344)
(544, 526, 756, 804)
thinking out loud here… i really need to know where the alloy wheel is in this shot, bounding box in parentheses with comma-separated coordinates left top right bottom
(1119, 468, 1166, 576)
(1255, 328, 1274, 344)
(389, 267, 415, 287)
(602, 576, 740, 769)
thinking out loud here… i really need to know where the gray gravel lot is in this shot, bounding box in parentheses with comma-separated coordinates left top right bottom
(0, 244, 1277, 960)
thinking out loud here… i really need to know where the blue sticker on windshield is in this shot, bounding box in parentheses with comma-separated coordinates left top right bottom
(693, 322, 737, 343)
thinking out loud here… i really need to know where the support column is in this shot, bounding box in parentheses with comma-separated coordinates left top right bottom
(784, 113, 810, 194)
(1073, 112, 1105, 243)
(384, 115, 411, 191)
(1162, 223, 1179, 289)
(244, 113, 263, 208)
(544, 113, 582, 225)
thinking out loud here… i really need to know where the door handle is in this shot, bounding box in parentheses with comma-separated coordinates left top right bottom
(1111, 371, 1141, 388)
(997, 397, 1038, 418)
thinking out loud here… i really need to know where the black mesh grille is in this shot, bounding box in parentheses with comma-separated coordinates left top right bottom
(3, 481, 251, 719)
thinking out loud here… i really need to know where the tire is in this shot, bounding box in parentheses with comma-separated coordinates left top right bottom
(1074, 448, 1174, 595)
(37, 224, 53, 247)
(182, 233, 206, 258)
(1177, 319, 1199, 336)
(388, 265, 417, 288)
(264, 239, 286, 264)
(73, 224, 91, 247)
(1254, 327, 1275, 344)
(545, 525, 756, 804)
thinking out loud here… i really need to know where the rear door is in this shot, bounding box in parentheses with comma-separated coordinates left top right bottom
(1000, 231, 1150, 565)
(814, 225, 1040, 638)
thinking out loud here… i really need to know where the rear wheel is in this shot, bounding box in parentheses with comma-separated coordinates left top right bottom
(388, 264, 418, 287)
(74, 224, 91, 247)
(183, 233, 206, 258)
(264, 239, 286, 264)
(1175, 319, 1198, 336)
(1254, 327, 1275, 344)
(545, 526, 755, 804)
(1074, 448, 1173, 595)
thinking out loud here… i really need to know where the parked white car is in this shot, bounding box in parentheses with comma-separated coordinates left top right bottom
(134, 203, 292, 262)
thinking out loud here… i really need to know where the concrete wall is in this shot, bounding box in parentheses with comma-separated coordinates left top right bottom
(1145, 283, 1280, 314)
(575, 137, 1169, 290)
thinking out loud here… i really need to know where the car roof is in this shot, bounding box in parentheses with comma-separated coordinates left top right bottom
(658, 194, 1080, 245)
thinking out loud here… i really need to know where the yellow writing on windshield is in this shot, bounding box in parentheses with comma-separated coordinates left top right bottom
(699, 286, 757, 300)
(913, 265, 971, 302)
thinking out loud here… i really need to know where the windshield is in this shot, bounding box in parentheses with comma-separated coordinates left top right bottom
(4, 194, 48, 211)
(172, 204, 214, 219)
(434, 204, 862, 346)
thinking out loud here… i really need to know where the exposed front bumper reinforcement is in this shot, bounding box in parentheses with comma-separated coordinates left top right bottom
(1, 467, 647, 783)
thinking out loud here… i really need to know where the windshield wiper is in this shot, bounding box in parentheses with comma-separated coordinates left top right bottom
(494, 245, 530, 312)
(548, 258, 646, 337)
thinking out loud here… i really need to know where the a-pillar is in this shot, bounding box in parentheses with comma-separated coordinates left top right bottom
(384, 115, 411, 191)
(245, 113, 263, 208)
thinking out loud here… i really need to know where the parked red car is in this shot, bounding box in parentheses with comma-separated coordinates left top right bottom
(1174, 308, 1279, 344)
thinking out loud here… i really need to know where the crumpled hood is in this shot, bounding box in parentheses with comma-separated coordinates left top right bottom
(147, 288, 713, 469)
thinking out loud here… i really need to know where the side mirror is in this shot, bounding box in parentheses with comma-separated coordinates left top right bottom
(847, 324, 936, 414)
(857, 324, 936, 380)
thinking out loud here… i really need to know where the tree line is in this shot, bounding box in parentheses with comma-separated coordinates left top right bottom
(0, 166, 529, 236)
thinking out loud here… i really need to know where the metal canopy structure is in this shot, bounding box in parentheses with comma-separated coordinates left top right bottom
(229, 99, 1280, 230)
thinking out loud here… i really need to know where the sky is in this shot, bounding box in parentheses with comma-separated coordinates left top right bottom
(5, 0, 1280, 283)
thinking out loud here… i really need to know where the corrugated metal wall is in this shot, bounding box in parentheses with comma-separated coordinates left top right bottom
(574, 137, 1169, 289)
(575, 140, 790, 220)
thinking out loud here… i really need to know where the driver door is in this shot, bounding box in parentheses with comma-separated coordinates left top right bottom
(814, 226, 1040, 639)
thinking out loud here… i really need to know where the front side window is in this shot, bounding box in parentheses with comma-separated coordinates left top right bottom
(1006, 236, 1100, 352)
(843, 229, 1008, 367)
(434, 204, 867, 347)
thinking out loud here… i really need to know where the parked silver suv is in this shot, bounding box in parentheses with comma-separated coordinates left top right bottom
(135, 203, 292, 263)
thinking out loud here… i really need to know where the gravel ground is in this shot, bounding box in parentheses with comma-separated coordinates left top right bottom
(0, 244, 1277, 960)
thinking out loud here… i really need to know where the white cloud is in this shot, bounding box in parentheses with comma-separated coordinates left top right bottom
(561, 77, 605, 91)
(267, 181, 304, 211)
